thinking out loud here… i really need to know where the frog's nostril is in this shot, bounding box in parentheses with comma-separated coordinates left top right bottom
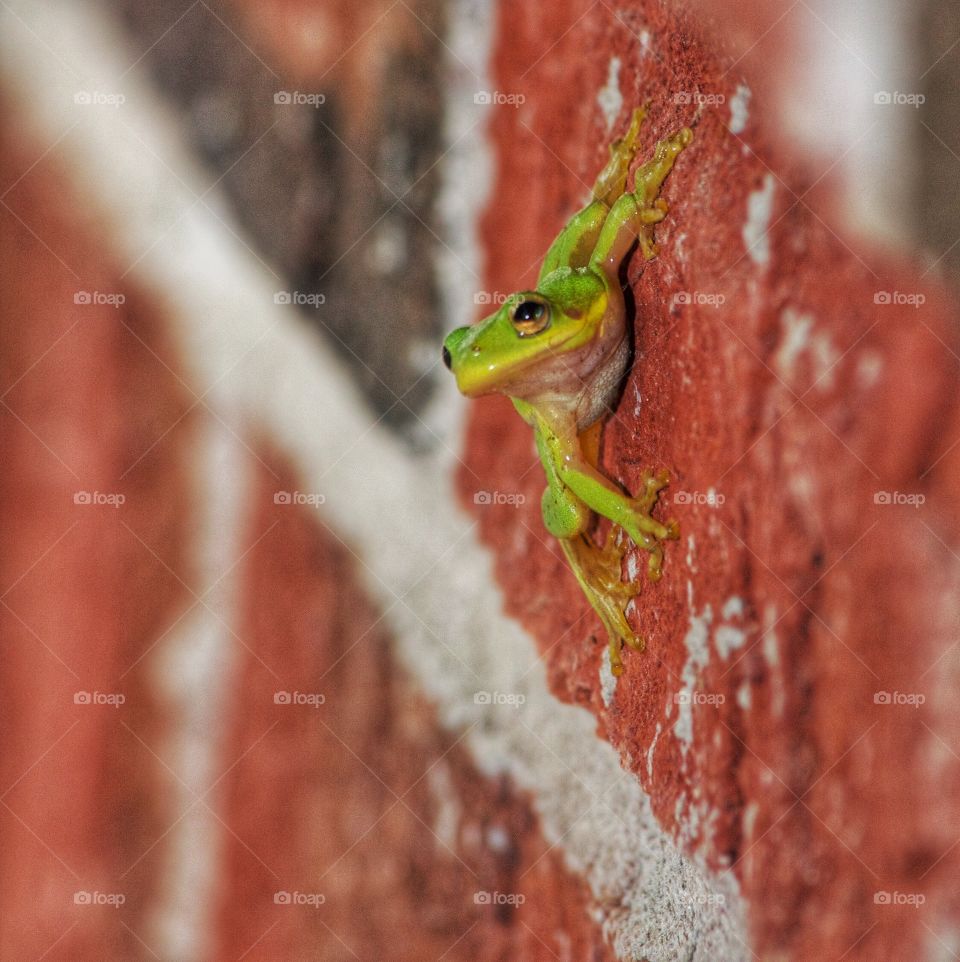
(442, 345, 452, 370)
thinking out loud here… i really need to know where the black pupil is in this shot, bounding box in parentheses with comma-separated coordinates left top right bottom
(515, 301, 544, 322)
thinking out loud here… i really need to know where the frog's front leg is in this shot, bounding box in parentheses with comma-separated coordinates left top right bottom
(559, 457, 679, 581)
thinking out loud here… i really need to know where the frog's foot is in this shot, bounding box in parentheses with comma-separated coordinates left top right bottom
(560, 533, 643, 677)
(634, 127, 693, 207)
(592, 106, 647, 207)
(634, 126, 693, 260)
(621, 469, 680, 581)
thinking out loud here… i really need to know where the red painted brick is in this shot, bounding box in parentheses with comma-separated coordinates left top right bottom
(214, 453, 616, 962)
(456, 3, 960, 959)
(0, 120, 196, 957)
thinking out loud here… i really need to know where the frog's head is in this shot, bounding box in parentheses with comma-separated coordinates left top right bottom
(442, 268, 617, 401)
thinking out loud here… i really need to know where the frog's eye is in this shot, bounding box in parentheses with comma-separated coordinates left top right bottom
(510, 299, 550, 337)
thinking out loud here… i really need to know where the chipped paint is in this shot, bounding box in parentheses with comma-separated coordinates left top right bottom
(775, 307, 814, 380)
(774, 307, 839, 390)
(810, 329, 840, 389)
(762, 604, 785, 716)
(674, 603, 714, 745)
(647, 722, 662, 778)
(597, 56, 623, 132)
(722, 596, 744, 620)
(728, 84, 752, 134)
(427, 761, 462, 850)
(743, 173, 776, 266)
(485, 824, 510, 852)
(856, 350, 884, 388)
(715, 624, 747, 659)
(599, 645, 618, 708)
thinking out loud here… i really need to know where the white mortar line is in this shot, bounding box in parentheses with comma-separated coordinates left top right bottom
(0, 2, 748, 958)
(147, 416, 250, 961)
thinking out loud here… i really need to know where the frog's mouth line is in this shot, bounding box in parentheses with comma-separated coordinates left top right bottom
(454, 325, 601, 398)
(443, 331, 580, 397)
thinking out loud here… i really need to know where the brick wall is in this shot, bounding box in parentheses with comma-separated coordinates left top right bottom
(2, 1, 958, 960)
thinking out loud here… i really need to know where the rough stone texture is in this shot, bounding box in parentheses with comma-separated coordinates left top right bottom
(457, 2, 960, 959)
(215, 455, 616, 962)
(0, 135, 195, 959)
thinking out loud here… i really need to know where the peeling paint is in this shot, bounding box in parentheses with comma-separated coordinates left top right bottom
(485, 824, 510, 852)
(599, 645, 618, 708)
(762, 604, 785, 716)
(856, 350, 884, 388)
(722, 596, 744, 620)
(715, 624, 747, 659)
(775, 307, 814, 380)
(728, 83, 752, 134)
(597, 56, 623, 132)
(686, 534, 698, 573)
(674, 604, 714, 745)
(774, 307, 839, 390)
(810, 329, 840, 389)
(427, 762, 461, 850)
(647, 722, 662, 778)
(743, 173, 776, 266)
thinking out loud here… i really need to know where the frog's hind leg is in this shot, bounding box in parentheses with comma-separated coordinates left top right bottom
(560, 532, 642, 677)
(537, 107, 654, 282)
(592, 106, 647, 207)
(633, 126, 693, 259)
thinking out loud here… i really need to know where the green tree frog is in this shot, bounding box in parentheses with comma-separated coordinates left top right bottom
(443, 108, 691, 675)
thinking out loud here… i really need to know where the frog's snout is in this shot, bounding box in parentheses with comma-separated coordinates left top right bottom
(442, 326, 471, 374)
